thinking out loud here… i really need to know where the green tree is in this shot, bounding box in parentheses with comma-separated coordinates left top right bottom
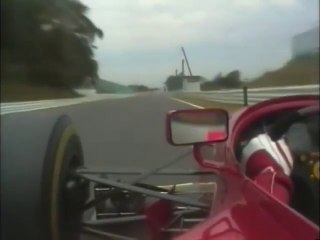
(201, 70, 241, 90)
(1, 0, 103, 88)
(128, 84, 156, 92)
(165, 75, 183, 91)
(223, 70, 241, 88)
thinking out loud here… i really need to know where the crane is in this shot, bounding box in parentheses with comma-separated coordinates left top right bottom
(181, 47, 193, 76)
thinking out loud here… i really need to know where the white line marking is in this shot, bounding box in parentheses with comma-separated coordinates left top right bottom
(171, 98, 204, 109)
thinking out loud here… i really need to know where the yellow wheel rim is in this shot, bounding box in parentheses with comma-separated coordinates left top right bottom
(50, 126, 76, 240)
(313, 161, 319, 180)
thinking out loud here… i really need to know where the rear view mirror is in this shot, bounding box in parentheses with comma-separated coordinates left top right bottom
(166, 109, 229, 145)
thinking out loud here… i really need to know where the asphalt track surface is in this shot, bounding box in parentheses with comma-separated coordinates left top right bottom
(1, 93, 214, 239)
(2, 93, 198, 171)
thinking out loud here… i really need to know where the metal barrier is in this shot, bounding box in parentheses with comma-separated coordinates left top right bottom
(180, 85, 319, 106)
(0, 94, 134, 115)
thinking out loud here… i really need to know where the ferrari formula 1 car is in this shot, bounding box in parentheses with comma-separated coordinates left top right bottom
(1, 95, 319, 240)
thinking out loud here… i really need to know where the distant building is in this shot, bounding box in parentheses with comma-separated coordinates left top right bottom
(292, 26, 319, 57)
(182, 76, 206, 92)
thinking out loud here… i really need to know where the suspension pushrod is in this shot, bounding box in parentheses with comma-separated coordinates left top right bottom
(77, 173, 209, 209)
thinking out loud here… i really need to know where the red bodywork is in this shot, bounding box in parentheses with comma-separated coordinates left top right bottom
(169, 95, 319, 240)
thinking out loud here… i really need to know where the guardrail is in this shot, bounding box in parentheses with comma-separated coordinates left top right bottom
(180, 85, 319, 106)
(0, 94, 133, 115)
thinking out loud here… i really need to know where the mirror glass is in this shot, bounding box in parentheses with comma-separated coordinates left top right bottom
(169, 110, 228, 145)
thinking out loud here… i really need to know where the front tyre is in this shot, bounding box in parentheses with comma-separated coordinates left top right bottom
(41, 115, 89, 240)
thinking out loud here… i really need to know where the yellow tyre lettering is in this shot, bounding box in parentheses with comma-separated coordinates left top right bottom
(51, 126, 76, 240)
(313, 161, 319, 180)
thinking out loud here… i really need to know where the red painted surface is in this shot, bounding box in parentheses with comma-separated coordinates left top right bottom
(176, 172, 319, 240)
(245, 150, 293, 204)
(169, 95, 319, 240)
(145, 199, 173, 240)
(206, 132, 227, 142)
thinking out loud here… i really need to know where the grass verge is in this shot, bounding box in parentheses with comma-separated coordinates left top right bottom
(246, 54, 319, 88)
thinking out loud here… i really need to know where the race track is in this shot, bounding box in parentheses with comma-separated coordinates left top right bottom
(1, 93, 224, 240)
(1, 93, 208, 184)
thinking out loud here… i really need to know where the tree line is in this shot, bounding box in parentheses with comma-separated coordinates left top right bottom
(128, 84, 159, 92)
(201, 70, 241, 90)
(1, 0, 103, 88)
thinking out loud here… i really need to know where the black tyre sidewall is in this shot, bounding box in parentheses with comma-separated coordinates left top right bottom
(41, 115, 87, 240)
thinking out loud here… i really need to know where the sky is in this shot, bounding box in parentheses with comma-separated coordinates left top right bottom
(82, 0, 319, 88)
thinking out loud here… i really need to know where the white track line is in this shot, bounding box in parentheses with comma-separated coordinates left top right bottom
(171, 98, 204, 109)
